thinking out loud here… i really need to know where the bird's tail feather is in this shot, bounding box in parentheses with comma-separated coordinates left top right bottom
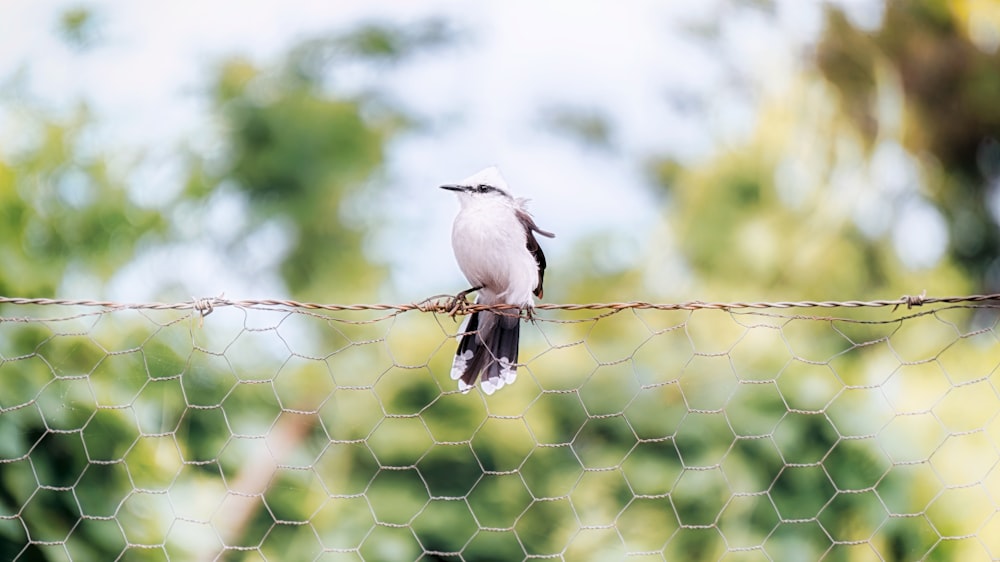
(451, 311, 485, 393)
(450, 311, 520, 395)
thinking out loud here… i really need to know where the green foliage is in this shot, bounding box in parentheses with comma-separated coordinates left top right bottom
(0, 108, 166, 297)
(202, 59, 389, 299)
(57, 6, 103, 50)
(658, 149, 900, 300)
(541, 107, 615, 150)
(817, 0, 1000, 285)
(219, 75, 387, 297)
(331, 19, 453, 62)
(190, 21, 452, 300)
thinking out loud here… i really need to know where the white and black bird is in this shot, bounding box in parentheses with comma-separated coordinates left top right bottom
(440, 166, 555, 394)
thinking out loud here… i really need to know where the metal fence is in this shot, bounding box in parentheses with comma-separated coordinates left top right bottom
(1, 295, 999, 561)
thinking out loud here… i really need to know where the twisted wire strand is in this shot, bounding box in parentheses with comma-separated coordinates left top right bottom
(1, 291, 998, 316)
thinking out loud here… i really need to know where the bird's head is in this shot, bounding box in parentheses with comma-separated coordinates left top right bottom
(440, 166, 513, 207)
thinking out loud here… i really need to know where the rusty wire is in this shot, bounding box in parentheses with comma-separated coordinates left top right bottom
(0, 291, 998, 317)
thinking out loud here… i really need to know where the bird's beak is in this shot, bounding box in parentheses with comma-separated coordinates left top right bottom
(440, 184, 466, 192)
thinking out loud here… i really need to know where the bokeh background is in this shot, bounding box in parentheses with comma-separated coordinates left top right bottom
(2, 0, 1000, 560)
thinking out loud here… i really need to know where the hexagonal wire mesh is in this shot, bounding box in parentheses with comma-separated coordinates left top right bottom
(0, 298, 999, 561)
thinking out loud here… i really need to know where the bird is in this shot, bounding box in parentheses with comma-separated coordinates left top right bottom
(440, 166, 555, 394)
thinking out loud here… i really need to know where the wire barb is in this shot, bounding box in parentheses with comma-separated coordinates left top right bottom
(896, 289, 928, 311)
(191, 296, 216, 317)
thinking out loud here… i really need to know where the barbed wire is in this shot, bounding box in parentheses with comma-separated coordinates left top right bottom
(2, 290, 998, 317)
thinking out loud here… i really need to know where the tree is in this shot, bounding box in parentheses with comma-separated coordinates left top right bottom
(816, 0, 1000, 290)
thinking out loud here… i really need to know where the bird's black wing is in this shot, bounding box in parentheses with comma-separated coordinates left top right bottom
(516, 209, 554, 299)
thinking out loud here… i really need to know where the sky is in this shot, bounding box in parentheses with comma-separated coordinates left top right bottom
(0, 0, 891, 302)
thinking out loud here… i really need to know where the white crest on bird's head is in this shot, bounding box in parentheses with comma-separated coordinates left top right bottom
(458, 166, 509, 193)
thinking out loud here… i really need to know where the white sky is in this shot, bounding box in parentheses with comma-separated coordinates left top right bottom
(1, 0, 906, 302)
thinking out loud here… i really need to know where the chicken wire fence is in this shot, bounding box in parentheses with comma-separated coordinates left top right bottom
(1, 295, 999, 561)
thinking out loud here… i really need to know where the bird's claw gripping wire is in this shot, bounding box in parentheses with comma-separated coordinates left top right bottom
(447, 286, 482, 318)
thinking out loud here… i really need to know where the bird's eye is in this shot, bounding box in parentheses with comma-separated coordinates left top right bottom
(476, 184, 492, 193)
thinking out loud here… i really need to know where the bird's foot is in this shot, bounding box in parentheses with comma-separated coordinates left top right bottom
(447, 286, 481, 318)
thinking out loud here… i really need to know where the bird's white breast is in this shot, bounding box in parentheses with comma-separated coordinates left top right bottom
(451, 198, 539, 307)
